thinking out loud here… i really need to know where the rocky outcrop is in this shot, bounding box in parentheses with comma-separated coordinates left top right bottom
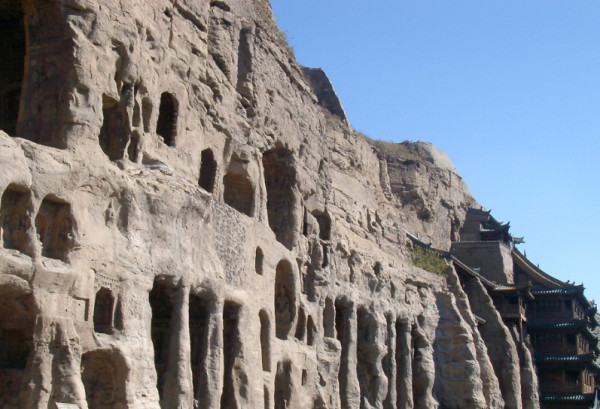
(0, 1, 535, 409)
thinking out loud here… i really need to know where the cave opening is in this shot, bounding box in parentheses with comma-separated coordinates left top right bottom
(0, 0, 25, 136)
(81, 350, 125, 409)
(335, 299, 350, 408)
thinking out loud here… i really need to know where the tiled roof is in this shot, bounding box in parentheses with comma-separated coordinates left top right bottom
(541, 393, 595, 402)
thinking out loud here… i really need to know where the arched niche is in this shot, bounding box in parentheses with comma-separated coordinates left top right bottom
(81, 350, 126, 409)
(149, 278, 175, 400)
(93, 287, 114, 334)
(1, 185, 33, 256)
(35, 196, 75, 262)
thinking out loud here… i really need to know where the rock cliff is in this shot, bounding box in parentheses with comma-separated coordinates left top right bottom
(0, 1, 538, 408)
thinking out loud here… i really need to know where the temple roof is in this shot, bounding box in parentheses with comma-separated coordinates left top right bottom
(512, 247, 566, 289)
(451, 256, 495, 288)
(535, 353, 600, 372)
(541, 393, 595, 403)
(492, 282, 534, 299)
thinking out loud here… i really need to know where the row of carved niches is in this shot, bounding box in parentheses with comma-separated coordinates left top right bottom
(1, 185, 75, 262)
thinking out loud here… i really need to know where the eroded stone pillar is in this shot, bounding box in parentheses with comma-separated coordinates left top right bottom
(161, 284, 193, 409)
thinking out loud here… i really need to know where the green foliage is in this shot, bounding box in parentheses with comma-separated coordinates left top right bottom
(410, 246, 448, 276)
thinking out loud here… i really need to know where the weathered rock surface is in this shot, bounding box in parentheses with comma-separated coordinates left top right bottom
(0, 1, 536, 409)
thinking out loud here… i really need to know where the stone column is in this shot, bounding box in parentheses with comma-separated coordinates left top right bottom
(396, 319, 413, 409)
(162, 285, 193, 409)
(345, 303, 361, 409)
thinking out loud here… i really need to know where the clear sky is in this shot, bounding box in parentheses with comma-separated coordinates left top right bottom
(270, 0, 600, 301)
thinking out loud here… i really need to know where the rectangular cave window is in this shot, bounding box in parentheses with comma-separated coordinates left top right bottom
(149, 279, 175, 401)
(1, 186, 33, 256)
(0, 3, 25, 136)
(189, 293, 210, 402)
(275, 259, 296, 340)
(262, 148, 297, 250)
(156, 92, 177, 147)
(199, 148, 217, 193)
(221, 301, 242, 409)
(275, 360, 292, 409)
(35, 196, 75, 262)
(93, 287, 115, 334)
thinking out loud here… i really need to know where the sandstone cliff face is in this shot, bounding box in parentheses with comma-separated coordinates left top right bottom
(0, 1, 535, 409)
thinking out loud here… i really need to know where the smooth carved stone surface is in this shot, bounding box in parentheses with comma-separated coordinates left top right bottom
(0, 0, 537, 409)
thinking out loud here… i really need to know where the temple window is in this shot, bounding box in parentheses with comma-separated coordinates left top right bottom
(262, 148, 297, 249)
(1, 185, 33, 256)
(199, 148, 217, 192)
(93, 288, 114, 334)
(156, 92, 177, 146)
(274, 259, 296, 340)
(35, 196, 75, 262)
(0, 1, 25, 136)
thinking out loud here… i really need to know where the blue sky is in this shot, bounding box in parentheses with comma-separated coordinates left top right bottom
(270, 1, 600, 301)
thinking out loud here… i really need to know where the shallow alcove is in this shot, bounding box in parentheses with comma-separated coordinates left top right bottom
(262, 148, 297, 249)
(274, 259, 296, 340)
(0, 291, 34, 409)
(323, 297, 335, 338)
(199, 148, 217, 193)
(189, 293, 210, 401)
(259, 309, 271, 372)
(221, 301, 242, 409)
(295, 306, 306, 341)
(0, 1, 25, 136)
(99, 95, 127, 160)
(275, 360, 292, 409)
(255, 247, 264, 275)
(81, 350, 126, 409)
(93, 287, 114, 334)
(35, 196, 75, 262)
(306, 315, 316, 346)
(156, 92, 177, 146)
(149, 278, 175, 400)
(1, 185, 33, 256)
(223, 162, 254, 217)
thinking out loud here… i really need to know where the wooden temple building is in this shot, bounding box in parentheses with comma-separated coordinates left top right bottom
(450, 208, 600, 409)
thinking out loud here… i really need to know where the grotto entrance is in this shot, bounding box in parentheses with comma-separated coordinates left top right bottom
(0, 0, 25, 136)
(0, 290, 34, 409)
